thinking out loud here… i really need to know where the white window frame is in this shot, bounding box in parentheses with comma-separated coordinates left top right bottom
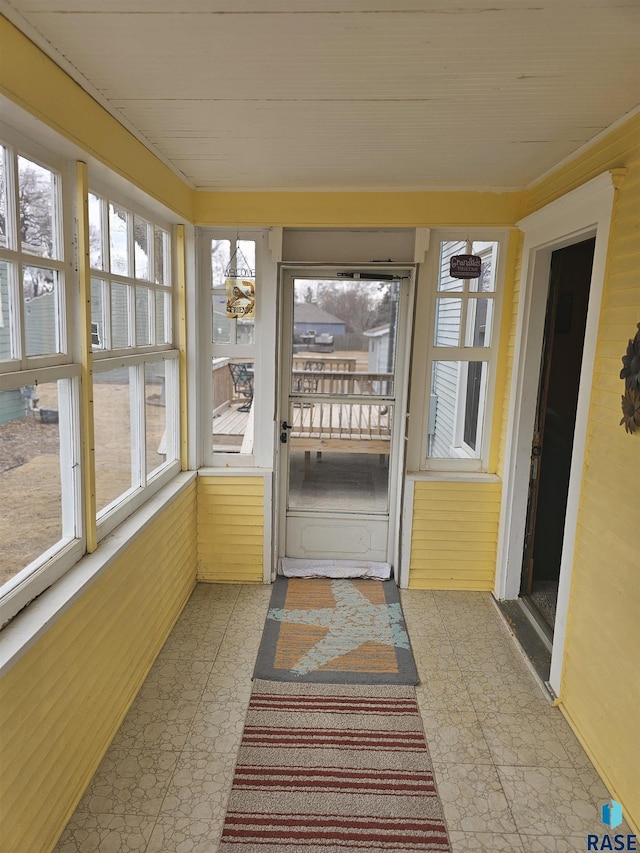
(88, 181, 181, 541)
(93, 351, 181, 541)
(411, 230, 507, 474)
(200, 228, 276, 469)
(0, 135, 72, 374)
(0, 128, 84, 626)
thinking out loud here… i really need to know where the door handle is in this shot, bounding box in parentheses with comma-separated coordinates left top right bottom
(281, 421, 293, 431)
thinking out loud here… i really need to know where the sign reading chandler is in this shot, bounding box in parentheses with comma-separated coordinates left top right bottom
(450, 254, 482, 279)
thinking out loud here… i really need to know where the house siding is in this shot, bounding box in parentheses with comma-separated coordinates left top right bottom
(408, 480, 502, 590)
(527, 117, 640, 831)
(197, 475, 264, 583)
(0, 481, 197, 853)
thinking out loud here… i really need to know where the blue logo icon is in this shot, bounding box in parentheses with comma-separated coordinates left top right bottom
(602, 800, 623, 829)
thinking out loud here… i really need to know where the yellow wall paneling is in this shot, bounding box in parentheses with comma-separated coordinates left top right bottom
(0, 478, 198, 853)
(408, 479, 502, 591)
(197, 474, 265, 583)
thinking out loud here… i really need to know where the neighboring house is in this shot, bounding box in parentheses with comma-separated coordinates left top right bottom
(293, 303, 347, 340)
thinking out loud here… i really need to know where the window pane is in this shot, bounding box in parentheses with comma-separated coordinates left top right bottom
(212, 293, 231, 344)
(111, 282, 130, 348)
(145, 361, 167, 477)
(88, 193, 103, 270)
(213, 357, 255, 453)
(434, 298, 462, 347)
(0, 382, 63, 586)
(288, 449, 390, 513)
(155, 290, 171, 345)
(18, 156, 57, 259)
(0, 261, 13, 360)
(134, 216, 150, 280)
(0, 146, 7, 249)
(23, 266, 60, 356)
(109, 203, 129, 275)
(463, 361, 485, 451)
(136, 286, 152, 346)
(94, 368, 133, 513)
(465, 297, 493, 347)
(438, 241, 465, 292)
(211, 239, 231, 287)
(154, 225, 170, 285)
(91, 278, 106, 350)
(469, 242, 497, 292)
(428, 360, 487, 459)
(236, 240, 256, 275)
(237, 318, 255, 345)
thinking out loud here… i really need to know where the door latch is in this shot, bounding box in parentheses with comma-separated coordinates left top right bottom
(280, 421, 293, 444)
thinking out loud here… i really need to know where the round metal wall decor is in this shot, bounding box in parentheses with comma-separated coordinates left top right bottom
(619, 322, 640, 434)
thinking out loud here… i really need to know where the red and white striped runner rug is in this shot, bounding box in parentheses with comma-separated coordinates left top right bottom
(219, 680, 451, 852)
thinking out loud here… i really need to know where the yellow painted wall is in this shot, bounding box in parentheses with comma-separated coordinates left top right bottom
(408, 480, 502, 590)
(194, 188, 526, 228)
(0, 481, 197, 853)
(0, 16, 193, 221)
(527, 116, 640, 830)
(197, 475, 264, 583)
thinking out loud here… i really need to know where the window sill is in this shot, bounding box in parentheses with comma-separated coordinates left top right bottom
(406, 471, 501, 484)
(0, 471, 197, 678)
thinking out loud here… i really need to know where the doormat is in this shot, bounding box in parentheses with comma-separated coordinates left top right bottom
(279, 557, 391, 580)
(252, 577, 418, 684)
(218, 680, 451, 852)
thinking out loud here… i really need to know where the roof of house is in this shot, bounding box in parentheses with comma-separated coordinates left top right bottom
(294, 303, 346, 326)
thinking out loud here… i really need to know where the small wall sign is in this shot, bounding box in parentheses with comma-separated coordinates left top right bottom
(226, 278, 255, 319)
(450, 254, 482, 279)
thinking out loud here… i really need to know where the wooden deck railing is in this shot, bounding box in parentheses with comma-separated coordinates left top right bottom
(290, 401, 393, 455)
(291, 370, 394, 396)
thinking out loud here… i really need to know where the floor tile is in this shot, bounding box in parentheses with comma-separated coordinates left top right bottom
(415, 668, 473, 711)
(146, 815, 223, 853)
(479, 710, 579, 767)
(432, 762, 517, 834)
(53, 813, 155, 852)
(497, 765, 609, 836)
(448, 831, 525, 852)
(421, 710, 493, 765)
(109, 697, 200, 751)
(157, 751, 236, 821)
(465, 668, 553, 716)
(182, 698, 249, 754)
(136, 654, 213, 703)
(74, 747, 178, 816)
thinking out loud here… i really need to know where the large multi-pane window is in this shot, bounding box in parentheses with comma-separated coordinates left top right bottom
(0, 142, 82, 614)
(425, 239, 500, 469)
(88, 190, 179, 528)
(0, 132, 181, 626)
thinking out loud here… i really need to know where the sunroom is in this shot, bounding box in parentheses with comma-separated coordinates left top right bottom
(0, 4, 638, 850)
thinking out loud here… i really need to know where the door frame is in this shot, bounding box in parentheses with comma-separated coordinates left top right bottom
(495, 171, 620, 695)
(274, 264, 416, 580)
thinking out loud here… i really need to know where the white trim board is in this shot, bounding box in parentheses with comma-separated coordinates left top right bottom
(494, 170, 619, 697)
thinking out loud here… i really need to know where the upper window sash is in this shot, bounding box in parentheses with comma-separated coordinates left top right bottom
(0, 141, 71, 373)
(422, 235, 504, 471)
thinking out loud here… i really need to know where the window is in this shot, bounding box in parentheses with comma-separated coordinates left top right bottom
(0, 141, 82, 614)
(210, 236, 257, 456)
(425, 239, 500, 469)
(88, 189, 179, 532)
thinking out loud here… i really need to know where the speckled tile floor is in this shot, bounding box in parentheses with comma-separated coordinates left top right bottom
(53, 583, 623, 853)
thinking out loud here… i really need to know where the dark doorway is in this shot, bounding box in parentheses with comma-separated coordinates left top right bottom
(521, 238, 595, 635)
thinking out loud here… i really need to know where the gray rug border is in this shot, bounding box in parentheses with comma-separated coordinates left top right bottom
(252, 576, 419, 685)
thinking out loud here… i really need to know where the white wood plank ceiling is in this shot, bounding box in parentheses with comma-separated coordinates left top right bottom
(2, 0, 639, 190)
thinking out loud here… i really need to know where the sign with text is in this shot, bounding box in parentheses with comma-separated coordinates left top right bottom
(450, 254, 482, 279)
